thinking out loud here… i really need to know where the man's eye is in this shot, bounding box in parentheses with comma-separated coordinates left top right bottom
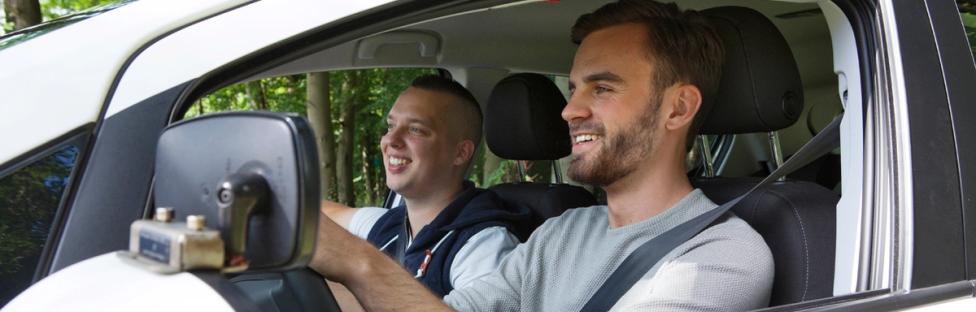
(595, 86, 611, 94)
(386, 124, 394, 132)
(409, 127, 424, 134)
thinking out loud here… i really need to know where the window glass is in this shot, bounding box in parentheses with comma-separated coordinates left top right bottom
(186, 69, 439, 207)
(0, 145, 79, 305)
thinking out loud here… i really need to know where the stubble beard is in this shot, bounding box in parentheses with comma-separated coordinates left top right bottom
(568, 96, 661, 187)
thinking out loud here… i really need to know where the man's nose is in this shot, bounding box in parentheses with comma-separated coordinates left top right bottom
(381, 128, 405, 149)
(562, 92, 591, 123)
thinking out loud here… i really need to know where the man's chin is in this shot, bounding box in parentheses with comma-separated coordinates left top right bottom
(568, 163, 596, 184)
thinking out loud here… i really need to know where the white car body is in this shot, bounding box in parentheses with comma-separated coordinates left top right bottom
(1, 0, 974, 310)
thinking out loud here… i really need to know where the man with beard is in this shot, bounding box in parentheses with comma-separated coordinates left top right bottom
(309, 1, 774, 311)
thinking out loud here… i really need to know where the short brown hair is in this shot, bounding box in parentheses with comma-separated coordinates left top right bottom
(571, 0, 724, 150)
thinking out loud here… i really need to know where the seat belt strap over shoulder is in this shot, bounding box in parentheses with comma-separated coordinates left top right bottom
(580, 116, 842, 312)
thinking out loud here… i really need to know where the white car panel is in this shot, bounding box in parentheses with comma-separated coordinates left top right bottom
(0, 0, 247, 167)
(2, 253, 234, 311)
(105, 0, 394, 119)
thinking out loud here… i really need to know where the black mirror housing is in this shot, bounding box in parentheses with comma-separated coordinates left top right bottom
(153, 111, 320, 271)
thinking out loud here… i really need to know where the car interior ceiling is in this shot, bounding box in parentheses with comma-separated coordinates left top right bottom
(226, 0, 849, 308)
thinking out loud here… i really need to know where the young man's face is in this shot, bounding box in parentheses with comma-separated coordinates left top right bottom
(563, 23, 664, 187)
(381, 87, 464, 198)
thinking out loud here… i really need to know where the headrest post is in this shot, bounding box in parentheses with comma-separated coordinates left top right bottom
(552, 160, 563, 183)
(767, 131, 785, 181)
(697, 135, 716, 177)
(515, 160, 527, 182)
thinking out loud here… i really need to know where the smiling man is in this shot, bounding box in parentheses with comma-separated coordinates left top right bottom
(320, 75, 530, 297)
(310, 1, 773, 311)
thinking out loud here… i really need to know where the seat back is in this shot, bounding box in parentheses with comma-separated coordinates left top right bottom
(484, 73, 596, 226)
(696, 7, 837, 306)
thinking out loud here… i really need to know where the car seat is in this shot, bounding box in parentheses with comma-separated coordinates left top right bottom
(695, 6, 839, 306)
(484, 73, 597, 237)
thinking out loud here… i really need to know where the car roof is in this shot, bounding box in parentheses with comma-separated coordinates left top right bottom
(0, 0, 246, 166)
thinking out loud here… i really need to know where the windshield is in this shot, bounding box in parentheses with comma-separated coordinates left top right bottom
(0, 0, 134, 51)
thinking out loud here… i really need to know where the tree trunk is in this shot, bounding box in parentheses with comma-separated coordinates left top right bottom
(307, 72, 337, 200)
(3, 0, 41, 31)
(246, 80, 268, 110)
(360, 128, 376, 205)
(336, 71, 360, 206)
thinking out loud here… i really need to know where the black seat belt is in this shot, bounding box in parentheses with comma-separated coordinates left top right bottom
(580, 116, 842, 312)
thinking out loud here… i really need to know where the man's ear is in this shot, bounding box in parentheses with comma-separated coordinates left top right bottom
(664, 84, 703, 131)
(454, 139, 476, 166)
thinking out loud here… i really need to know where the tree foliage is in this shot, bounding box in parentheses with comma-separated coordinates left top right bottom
(187, 68, 538, 207)
(190, 69, 444, 206)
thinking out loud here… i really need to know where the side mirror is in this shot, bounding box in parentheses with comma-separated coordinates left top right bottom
(153, 111, 320, 271)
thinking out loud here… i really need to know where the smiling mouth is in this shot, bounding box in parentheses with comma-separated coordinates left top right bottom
(572, 134, 603, 145)
(389, 156, 412, 166)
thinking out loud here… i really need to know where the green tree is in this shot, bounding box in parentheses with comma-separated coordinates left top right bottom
(188, 68, 438, 207)
(961, 0, 976, 58)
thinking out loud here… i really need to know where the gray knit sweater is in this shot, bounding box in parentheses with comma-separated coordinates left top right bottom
(444, 189, 774, 311)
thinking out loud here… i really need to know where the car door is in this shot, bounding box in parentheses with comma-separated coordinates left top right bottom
(767, 0, 976, 309)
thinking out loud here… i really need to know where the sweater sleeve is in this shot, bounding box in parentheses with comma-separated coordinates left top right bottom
(611, 219, 775, 311)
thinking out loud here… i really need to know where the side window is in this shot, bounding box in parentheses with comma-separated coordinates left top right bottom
(185, 69, 437, 207)
(0, 145, 80, 305)
(961, 1, 976, 59)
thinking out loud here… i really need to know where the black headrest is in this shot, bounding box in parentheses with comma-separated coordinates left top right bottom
(700, 6, 804, 134)
(485, 73, 571, 160)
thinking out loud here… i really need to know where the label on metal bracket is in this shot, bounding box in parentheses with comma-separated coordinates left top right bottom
(139, 230, 171, 263)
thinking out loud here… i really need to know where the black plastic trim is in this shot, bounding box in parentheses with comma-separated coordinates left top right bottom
(755, 289, 888, 311)
(891, 0, 967, 288)
(50, 83, 193, 272)
(193, 271, 262, 312)
(922, 0, 976, 281)
(815, 280, 975, 311)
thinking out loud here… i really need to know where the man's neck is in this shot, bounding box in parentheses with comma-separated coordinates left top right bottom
(402, 182, 464, 237)
(603, 153, 693, 228)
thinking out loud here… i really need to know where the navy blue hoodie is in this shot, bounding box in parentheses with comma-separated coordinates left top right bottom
(366, 182, 532, 297)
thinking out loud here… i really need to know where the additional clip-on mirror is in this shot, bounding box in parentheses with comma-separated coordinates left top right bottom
(141, 111, 319, 272)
